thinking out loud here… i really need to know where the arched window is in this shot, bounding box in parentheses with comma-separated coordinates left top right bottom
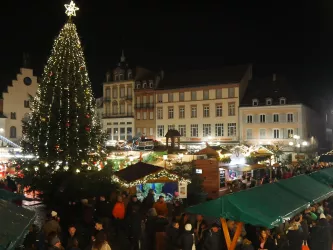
(10, 126, 16, 138)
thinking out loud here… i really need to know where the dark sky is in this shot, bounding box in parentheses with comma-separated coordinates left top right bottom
(0, 0, 330, 97)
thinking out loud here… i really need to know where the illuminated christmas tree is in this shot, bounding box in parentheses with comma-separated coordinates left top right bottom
(21, 1, 104, 178)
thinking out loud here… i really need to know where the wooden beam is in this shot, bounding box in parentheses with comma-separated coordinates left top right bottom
(221, 218, 231, 250)
(230, 222, 244, 250)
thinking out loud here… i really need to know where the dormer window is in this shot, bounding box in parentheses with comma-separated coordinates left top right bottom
(279, 97, 286, 105)
(119, 73, 124, 80)
(266, 98, 272, 105)
(149, 80, 153, 88)
(114, 74, 119, 81)
(136, 83, 141, 89)
(142, 81, 147, 89)
(252, 99, 259, 106)
(128, 72, 132, 79)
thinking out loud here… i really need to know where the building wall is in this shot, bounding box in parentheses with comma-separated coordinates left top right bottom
(239, 104, 309, 145)
(155, 84, 240, 143)
(134, 89, 156, 139)
(103, 80, 135, 141)
(2, 68, 38, 142)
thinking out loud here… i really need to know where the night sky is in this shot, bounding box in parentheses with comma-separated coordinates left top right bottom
(0, 0, 330, 97)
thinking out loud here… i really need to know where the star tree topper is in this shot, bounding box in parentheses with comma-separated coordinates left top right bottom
(65, 0, 79, 17)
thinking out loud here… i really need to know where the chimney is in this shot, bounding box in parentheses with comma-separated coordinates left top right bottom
(273, 73, 276, 82)
(160, 70, 165, 80)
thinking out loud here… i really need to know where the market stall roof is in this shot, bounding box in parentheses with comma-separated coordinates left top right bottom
(195, 146, 219, 158)
(0, 199, 35, 250)
(276, 174, 333, 204)
(219, 164, 266, 172)
(252, 146, 273, 158)
(112, 162, 190, 187)
(309, 168, 333, 186)
(186, 182, 310, 228)
(0, 189, 25, 201)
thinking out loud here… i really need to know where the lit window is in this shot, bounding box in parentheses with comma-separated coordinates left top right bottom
(157, 125, 164, 137)
(143, 112, 147, 120)
(287, 129, 294, 138)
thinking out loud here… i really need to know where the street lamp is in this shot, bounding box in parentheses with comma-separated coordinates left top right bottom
(163, 154, 168, 168)
(289, 142, 294, 146)
(302, 141, 308, 146)
(179, 153, 184, 164)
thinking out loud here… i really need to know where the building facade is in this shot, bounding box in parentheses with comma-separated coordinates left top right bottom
(239, 74, 321, 149)
(2, 68, 39, 143)
(134, 68, 162, 139)
(155, 65, 252, 145)
(103, 52, 134, 144)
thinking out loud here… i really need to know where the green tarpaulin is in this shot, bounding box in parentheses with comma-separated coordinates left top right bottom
(0, 189, 25, 201)
(276, 175, 333, 204)
(309, 168, 333, 186)
(186, 182, 310, 228)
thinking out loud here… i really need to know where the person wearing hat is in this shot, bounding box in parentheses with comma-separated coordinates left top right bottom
(43, 211, 61, 239)
(179, 223, 196, 250)
(202, 223, 221, 250)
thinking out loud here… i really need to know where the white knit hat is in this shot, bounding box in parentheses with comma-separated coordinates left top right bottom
(185, 223, 192, 231)
(320, 213, 326, 219)
(51, 211, 57, 217)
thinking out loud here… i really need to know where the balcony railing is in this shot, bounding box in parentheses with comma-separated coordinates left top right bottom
(134, 103, 155, 109)
(102, 112, 134, 118)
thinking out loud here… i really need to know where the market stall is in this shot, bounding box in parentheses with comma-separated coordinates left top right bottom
(112, 162, 190, 201)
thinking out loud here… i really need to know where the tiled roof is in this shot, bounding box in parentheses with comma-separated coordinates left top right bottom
(157, 64, 250, 90)
(240, 75, 302, 107)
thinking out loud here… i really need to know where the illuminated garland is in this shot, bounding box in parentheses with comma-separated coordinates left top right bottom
(112, 169, 191, 188)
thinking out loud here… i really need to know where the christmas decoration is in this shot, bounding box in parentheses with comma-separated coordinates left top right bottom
(65, 0, 79, 17)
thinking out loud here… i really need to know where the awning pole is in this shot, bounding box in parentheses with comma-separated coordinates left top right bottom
(220, 218, 231, 249)
(230, 222, 244, 250)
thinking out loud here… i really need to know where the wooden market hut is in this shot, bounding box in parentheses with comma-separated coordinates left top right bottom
(186, 171, 333, 250)
(165, 129, 181, 151)
(112, 161, 189, 193)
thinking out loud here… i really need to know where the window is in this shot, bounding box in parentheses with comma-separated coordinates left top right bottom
(10, 126, 16, 138)
(127, 104, 132, 114)
(157, 94, 163, 103)
(168, 107, 174, 119)
(178, 125, 186, 137)
(114, 74, 119, 81)
(228, 88, 235, 98)
(128, 72, 132, 79)
(191, 106, 197, 118)
(106, 128, 111, 134)
(119, 73, 124, 80)
(216, 89, 222, 99)
(120, 128, 126, 140)
(287, 113, 294, 123)
(203, 105, 210, 117)
(127, 127, 132, 135)
(157, 125, 164, 137)
(168, 93, 173, 102)
(149, 112, 153, 120)
(113, 128, 118, 140)
(228, 103, 235, 116)
(287, 129, 294, 138)
(259, 129, 266, 139)
(168, 125, 175, 131)
(120, 103, 125, 114)
(24, 100, 29, 108)
(143, 112, 147, 120)
(190, 124, 198, 137)
(273, 129, 280, 139)
(137, 128, 141, 134)
(179, 107, 185, 119)
(191, 91, 197, 101)
(273, 114, 279, 123)
(120, 87, 125, 97)
(136, 96, 141, 105)
(247, 115, 253, 123)
(203, 124, 211, 137)
(10, 112, 16, 120)
(227, 123, 237, 137)
(280, 98, 286, 105)
(216, 104, 222, 117)
(203, 90, 209, 100)
(252, 99, 258, 106)
(260, 114, 266, 123)
(136, 83, 141, 89)
(105, 87, 111, 97)
(142, 82, 147, 88)
(179, 92, 185, 102)
(127, 87, 132, 98)
(149, 80, 154, 88)
(143, 128, 147, 135)
(149, 128, 154, 136)
(157, 108, 163, 119)
(266, 98, 272, 105)
(215, 123, 224, 137)
(246, 129, 253, 139)
(112, 87, 118, 98)
(136, 112, 141, 120)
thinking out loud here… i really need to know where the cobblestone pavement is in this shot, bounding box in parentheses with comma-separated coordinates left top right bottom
(23, 204, 46, 230)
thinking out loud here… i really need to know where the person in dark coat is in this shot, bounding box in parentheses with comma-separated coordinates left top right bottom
(166, 221, 180, 250)
(145, 208, 158, 250)
(311, 214, 332, 250)
(286, 216, 303, 250)
(179, 224, 195, 250)
(142, 189, 155, 216)
(127, 195, 142, 217)
(128, 204, 142, 250)
(256, 229, 276, 250)
(63, 225, 84, 250)
(196, 221, 209, 250)
(23, 224, 38, 250)
(179, 213, 191, 235)
(95, 196, 111, 233)
(202, 223, 221, 250)
(154, 214, 169, 250)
